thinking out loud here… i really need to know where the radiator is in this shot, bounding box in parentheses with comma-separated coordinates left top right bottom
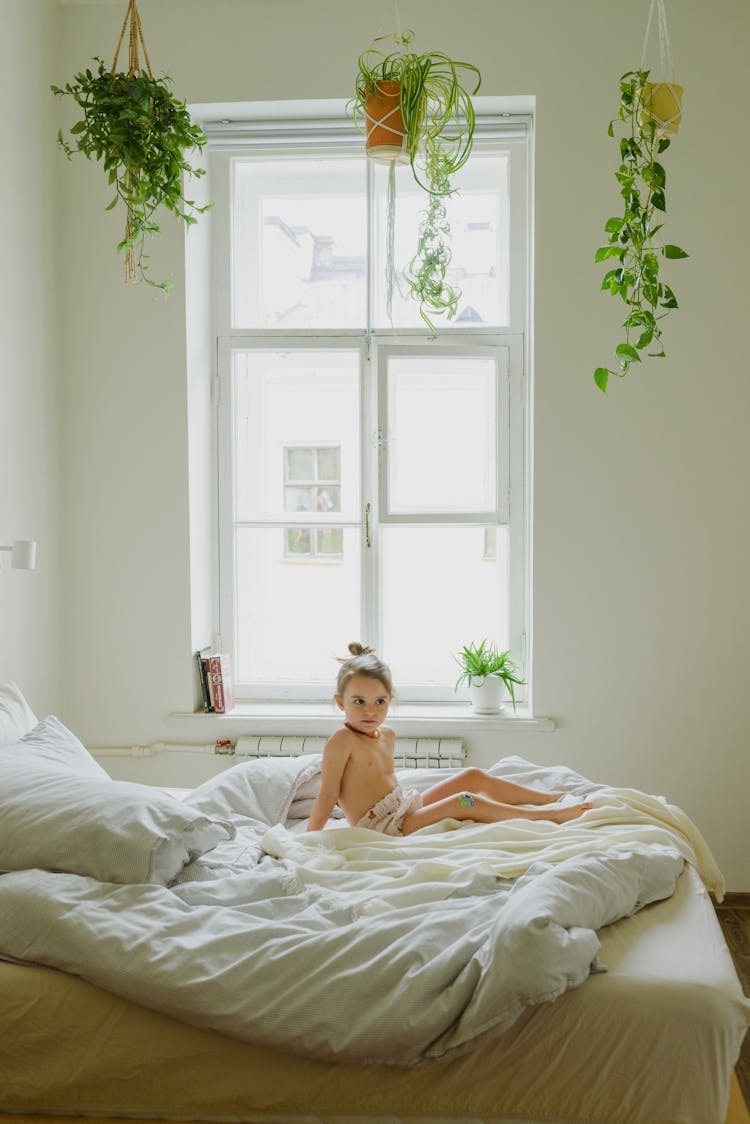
(235, 735, 466, 769)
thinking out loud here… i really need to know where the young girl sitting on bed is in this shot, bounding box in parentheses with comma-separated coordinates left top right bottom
(306, 643, 593, 835)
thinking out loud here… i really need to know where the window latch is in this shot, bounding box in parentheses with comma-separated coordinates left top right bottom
(365, 502, 372, 548)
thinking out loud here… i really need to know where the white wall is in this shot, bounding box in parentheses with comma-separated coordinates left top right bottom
(0, 0, 61, 713)
(34, 0, 750, 889)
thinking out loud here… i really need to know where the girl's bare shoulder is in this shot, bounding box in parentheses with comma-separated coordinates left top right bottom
(324, 727, 355, 752)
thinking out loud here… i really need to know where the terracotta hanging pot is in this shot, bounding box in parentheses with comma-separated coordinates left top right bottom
(363, 80, 410, 164)
(641, 81, 684, 136)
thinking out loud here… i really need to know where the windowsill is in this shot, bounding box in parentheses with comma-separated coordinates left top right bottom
(171, 703, 555, 734)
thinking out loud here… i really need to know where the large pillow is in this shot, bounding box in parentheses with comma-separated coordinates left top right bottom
(0, 735, 234, 886)
(0, 682, 38, 747)
(0, 715, 110, 779)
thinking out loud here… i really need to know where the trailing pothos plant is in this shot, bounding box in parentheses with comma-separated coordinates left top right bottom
(594, 69, 688, 392)
(351, 30, 481, 331)
(51, 1, 209, 294)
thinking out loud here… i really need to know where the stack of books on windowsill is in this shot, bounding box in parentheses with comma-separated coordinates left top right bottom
(195, 648, 235, 714)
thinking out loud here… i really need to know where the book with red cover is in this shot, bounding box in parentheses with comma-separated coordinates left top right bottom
(208, 654, 234, 714)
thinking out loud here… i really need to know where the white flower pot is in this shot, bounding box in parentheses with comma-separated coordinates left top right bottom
(467, 676, 508, 715)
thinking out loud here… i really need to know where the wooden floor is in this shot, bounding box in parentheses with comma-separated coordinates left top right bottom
(716, 892, 750, 1109)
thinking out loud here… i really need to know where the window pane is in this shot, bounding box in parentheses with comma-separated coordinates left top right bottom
(233, 156, 367, 329)
(381, 525, 509, 687)
(285, 447, 314, 482)
(233, 350, 360, 522)
(286, 527, 312, 555)
(284, 486, 313, 512)
(316, 447, 340, 481)
(315, 486, 339, 511)
(373, 151, 510, 328)
(387, 354, 498, 514)
(317, 527, 343, 555)
(236, 527, 360, 686)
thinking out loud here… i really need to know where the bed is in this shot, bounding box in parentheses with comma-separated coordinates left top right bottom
(1, 682, 748, 1124)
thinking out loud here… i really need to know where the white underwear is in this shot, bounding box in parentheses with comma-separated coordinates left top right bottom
(356, 784, 423, 836)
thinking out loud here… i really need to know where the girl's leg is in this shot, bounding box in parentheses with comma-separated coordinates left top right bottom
(401, 791, 593, 835)
(420, 767, 566, 808)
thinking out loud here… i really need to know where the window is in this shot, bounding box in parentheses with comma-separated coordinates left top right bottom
(283, 445, 343, 559)
(206, 101, 531, 702)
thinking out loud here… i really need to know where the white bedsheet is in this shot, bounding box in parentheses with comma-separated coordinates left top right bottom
(0, 754, 726, 1067)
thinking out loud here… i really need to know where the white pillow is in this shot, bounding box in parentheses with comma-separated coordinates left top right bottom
(0, 741, 234, 886)
(0, 682, 38, 747)
(0, 715, 110, 779)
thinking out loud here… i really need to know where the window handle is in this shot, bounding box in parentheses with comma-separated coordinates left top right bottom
(365, 502, 372, 548)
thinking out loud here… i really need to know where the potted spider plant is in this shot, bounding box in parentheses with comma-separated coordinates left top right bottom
(351, 30, 481, 331)
(594, 68, 687, 392)
(454, 639, 525, 715)
(51, 0, 210, 294)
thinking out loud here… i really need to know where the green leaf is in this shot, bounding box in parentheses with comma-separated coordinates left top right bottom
(616, 343, 641, 364)
(594, 367, 609, 392)
(663, 244, 689, 259)
(605, 217, 625, 234)
(595, 245, 625, 263)
(105, 196, 119, 211)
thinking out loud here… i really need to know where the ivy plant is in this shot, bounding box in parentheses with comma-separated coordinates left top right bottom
(594, 69, 688, 392)
(52, 59, 210, 293)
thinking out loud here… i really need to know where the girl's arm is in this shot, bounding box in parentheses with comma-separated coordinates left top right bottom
(306, 738, 350, 831)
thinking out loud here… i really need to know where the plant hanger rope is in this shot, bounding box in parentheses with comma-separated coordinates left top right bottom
(640, 0, 675, 81)
(113, 0, 153, 282)
(113, 0, 152, 78)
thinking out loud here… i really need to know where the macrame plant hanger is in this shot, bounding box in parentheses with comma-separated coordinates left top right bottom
(112, 0, 153, 283)
(385, 2, 407, 322)
(640, 0, 682, 135)
(362, 0, 410, 322)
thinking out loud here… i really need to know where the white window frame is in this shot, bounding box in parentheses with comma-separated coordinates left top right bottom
(204, 99, 533, 704)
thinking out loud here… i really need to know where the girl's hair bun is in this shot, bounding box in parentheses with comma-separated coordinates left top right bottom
(335, 642, 393, 697)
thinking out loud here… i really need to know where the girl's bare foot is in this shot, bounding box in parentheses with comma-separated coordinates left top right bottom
(526, 800, 593, 827)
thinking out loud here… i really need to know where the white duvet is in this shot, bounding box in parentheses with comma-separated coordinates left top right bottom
(0, 754, 724, 1065)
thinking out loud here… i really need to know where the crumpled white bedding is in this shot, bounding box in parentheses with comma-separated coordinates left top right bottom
(0, 754, 724, 1066)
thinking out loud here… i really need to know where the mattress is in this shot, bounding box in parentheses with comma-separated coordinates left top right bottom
(0, 864, 746, 1124)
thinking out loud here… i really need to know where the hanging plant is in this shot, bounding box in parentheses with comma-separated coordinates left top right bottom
(51, 0, 210, 293)
(403, 148, 460, 326)
(351, 30, 481, 332)
(594, 0, 686, 392)
(593, 69, 688, 392)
